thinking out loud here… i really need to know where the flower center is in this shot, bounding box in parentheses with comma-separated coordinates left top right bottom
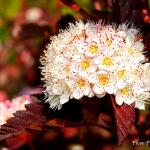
(128, 47, 134, 55)
(117, 70, 126, 79)
(102, 56, 113, 66)
(77, 79, 86, 88)
(120, 87, 129, 96)
(99, 74, 109, 86)
(64, 83, 71, 92)
(104, 38, 112, 46)
(80, 60, 91, 70)
(64, 66, 70, 74)
(88, 44, 98, 54)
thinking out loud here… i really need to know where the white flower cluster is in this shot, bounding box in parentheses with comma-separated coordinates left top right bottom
(41, 21, 150, 110)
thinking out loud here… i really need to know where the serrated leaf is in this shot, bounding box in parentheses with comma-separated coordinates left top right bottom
(0, 97, 47, 141)
(0, 94, 134, 146)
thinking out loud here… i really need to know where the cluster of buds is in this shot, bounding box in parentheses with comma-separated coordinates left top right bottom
(41, 21, 150, 110)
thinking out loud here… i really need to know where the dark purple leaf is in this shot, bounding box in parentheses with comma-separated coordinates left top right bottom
(0, 97, 47, 141)
(111, 95, 135, 144)
(5, 132, 33, 149)
(112, 0, 142, 27)
(0, 94, 135, 145)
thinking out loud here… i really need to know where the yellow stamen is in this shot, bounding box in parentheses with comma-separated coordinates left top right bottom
(120, 87, 129, 95)
(99, 74, 109, 85)
(77, 79, 86, 88)
(64, 83, 71, 92)
(88, 44, 98, 54)
(80, 60, 91, 70)
(102, 56, 113, 66)
(63, 67, 69, 74)
(104, 38, 112, 46)
(128, 47, 134, 55)
(48, 68, 52, 73)
(117, 70, 126, 79)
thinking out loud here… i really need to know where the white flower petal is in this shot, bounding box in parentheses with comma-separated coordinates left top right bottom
(117, 31, 127, 37)
(135, 101, 145, 110)
(93, 84, 105, 95)
(124, 96, 135, 105)
(115, 94, 124, 105)
(87, 91, 95, 98)
(88, 73, 98, 84)
(96, 92, 106, 98)
(84, 86, 91, 96)
(72, 54, 84, 62)
(116, 80, 126, 89)
(60, 94, 70, 104)
(105, 86, 117, 94)
(72, 90, 84, 99)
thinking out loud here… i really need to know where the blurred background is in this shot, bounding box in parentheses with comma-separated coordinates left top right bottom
(0, 0, 81, 100)
(0, 0, 150, 150)
(0, 0, 150, 100)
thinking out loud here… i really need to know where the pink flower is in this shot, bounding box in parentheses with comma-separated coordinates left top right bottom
(0, 96, 32, 125)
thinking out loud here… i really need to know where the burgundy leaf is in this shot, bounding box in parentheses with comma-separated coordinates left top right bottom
(112, 0, 142, 26)
(0, 97, 47, 141)
(5, 132, 33, 149)
(80, 96, 114, 131)
(111, 95, 135, 144)
(0, 94, 131, 145)
(47, 98, 114, 137)
(0, 97, 84, 143)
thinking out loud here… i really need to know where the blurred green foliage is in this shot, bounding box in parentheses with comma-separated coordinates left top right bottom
(0, 0, 20, 42)
(0, 23, 10, 43)
(75, 0, 94, 12)
(0, 0, 21, 20)
(0, 0, 79, 43)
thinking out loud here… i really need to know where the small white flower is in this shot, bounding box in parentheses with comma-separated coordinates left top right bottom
(115, 68, 127, 88)
(71, 57, 97, 77)
(66, 77, 93, 99)
(114, 63, 134, 88)
(115, 86, 135, 105)
(85, 42, 101, 57)
(93, 71, 117, 95)
(117, 30, 127, 38)
(133, 87, 150, 110)
(94, 55, 117, 71)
